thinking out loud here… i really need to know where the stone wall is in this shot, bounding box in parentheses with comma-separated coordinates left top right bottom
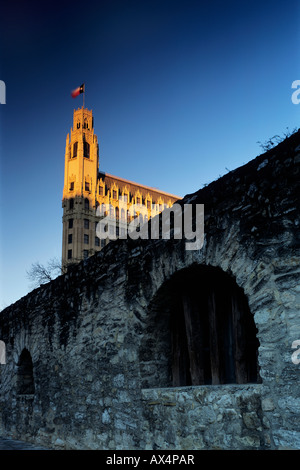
(0, 131, 299, 449)
(141, 385, 265, 449)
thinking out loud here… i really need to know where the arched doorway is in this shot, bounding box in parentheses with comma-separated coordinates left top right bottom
(17, 348, 35, 395)
(141, 265, 260, 388)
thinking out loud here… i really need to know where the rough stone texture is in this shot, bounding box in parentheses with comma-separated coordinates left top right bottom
(0, 131, 299, 450)
(141, 385, 266, 450)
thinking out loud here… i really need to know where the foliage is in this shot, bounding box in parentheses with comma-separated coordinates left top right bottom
(257, 127, 298, 152)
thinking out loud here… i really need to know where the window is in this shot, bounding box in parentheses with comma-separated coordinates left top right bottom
(84, 198, 89, 210)
(147, 200, 151, 210)
(113, 190, 117, 199)
(83, 249, 89, 259)
(85, 181, 90, 192)
(116, 226, 119, 237)
(73, 142, 78, 158)
(101, 239, 106, 248)
(137, 197, 141, 205)
(101, 203, 107, 217)
(69, 219, 73, 229)
(68, 234, 72, 244)
(68, 249, 72, 259)
(84, 141, 90, 158)
(115, 207, 119, 220)
(17, 349, 35, 395)
(69, 182, 74, 191)
(77, 122, 80, 129)
(99, 186, 104, 196)
(95, 236, 100, 246)
(84, 234, 89, 244)
(84, 219, 89, 229)
(69, 198, 74, 210)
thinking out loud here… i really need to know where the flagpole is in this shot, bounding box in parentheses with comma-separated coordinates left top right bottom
(83, 83, 85, 108)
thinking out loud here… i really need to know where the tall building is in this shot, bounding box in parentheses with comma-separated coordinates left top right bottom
(62, 107, 181, 269)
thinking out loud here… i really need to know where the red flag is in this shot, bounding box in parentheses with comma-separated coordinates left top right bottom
(71, 83, 85, 98)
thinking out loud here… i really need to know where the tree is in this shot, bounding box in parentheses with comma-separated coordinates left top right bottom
(26, 257, 63, 288)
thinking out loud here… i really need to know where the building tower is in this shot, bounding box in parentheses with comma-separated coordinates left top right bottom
(62, 107, 181, 270)
(62, 107, 99, 268)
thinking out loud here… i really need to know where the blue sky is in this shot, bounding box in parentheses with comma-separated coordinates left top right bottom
(0, 0, 299, 308)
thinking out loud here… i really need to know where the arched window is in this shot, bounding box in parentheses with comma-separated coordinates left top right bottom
(109, 206, 115, 218)
(73, 142, 78, 158)
(17, 348, 35, 395)
(100, 203, 107, 217)
(84, 141, 90, 158)
(141, 265, 261, 388)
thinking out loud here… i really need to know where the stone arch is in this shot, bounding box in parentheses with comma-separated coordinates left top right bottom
(17, 348, 35, 395)
(140, 263, 261, 389)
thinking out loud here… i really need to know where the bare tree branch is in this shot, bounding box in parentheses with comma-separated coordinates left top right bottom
(26, 257, 64, 288)
(257, 127, 298, 152)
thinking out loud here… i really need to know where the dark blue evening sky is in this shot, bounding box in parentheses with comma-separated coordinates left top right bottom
(0, 0, 299, 307)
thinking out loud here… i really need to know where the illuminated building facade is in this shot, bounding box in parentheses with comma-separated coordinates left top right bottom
(62, 107, 180, 268)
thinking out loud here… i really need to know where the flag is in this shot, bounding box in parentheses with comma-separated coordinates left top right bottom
(71, 83, 85, 98)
